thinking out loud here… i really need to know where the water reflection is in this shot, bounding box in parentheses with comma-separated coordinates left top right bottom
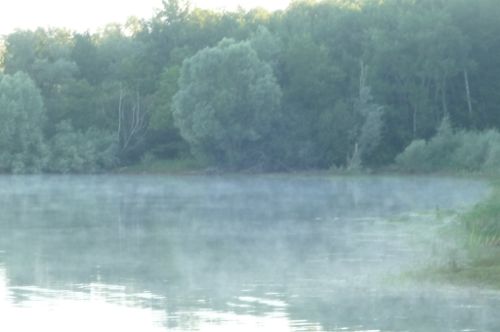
(0, 175, 497, 331)
(0, 269, 167, 331)
(0, 269, 323, 332)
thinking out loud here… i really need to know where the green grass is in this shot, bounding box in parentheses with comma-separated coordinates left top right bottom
(116, 158, 204, 174)
(397, 177, 500, 290)
(461, 177, 500, 244)
(403, 245, 500, 290)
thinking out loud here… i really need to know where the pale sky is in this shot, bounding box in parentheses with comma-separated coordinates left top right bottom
(0, 0, 292, 37)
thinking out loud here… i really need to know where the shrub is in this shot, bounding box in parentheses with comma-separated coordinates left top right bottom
(461, 184, 500, 243)
(424, 116, 460, 171)
(48, 120, 117, 173)
(395, 117, 500, 173)
(395, 139, 428, 172)
(453, 131, 492, 171)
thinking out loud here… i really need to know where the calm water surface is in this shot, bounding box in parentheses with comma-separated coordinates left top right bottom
(0, 175, 498, 332)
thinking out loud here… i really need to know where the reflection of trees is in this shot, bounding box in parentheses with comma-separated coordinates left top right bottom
(0, 176, 345, 328)
(0, 175, 491, 331)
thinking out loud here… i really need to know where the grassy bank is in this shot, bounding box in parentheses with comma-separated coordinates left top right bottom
(461, 177, 500, 245)
(406, 245, 500, 290)
(403, 177, 500, 289)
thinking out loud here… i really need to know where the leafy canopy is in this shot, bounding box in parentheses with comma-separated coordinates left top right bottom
(172, 38, 282, 169)
(0, 72, 48, 173)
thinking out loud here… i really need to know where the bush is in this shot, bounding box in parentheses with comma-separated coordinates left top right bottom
(461, 182, 500, 243)
(396, 117, 500, 174)
(48, 120, 117, 173)
(424, 116, 460, 171)
(395, 139, 428, 172)
(453, 130, 498, 172)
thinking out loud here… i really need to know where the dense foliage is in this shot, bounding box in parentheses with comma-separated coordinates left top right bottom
(396, 117, 500, 173)
(0, 72, 116, 173)
(1, 0, 500, 172)
(0, 72, 48, 173)
(173, 38, 282, 169)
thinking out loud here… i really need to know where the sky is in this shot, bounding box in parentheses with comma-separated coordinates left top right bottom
(0, 0, 292, 37)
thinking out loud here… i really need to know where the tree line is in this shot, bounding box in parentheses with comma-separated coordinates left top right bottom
(1, 0, 499, 173)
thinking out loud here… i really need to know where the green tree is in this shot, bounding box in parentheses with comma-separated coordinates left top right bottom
(31, 53, 78, 97)
(71, 32, 106, 85)
(56, 79, 107, 131)
(2, 28, 73, 78)
(172, 38, 282, 169)
(249, 25, 282, 74)
(2, 30, 38, 76)
(445, 0, 500, 129)
(351, 86, 384, 166)
(148, 66, 189, 158)
(279, 33, 344, 168)
(30, 43, 79, 137)
(125, 15, 144, 37)
(151, 69, 177, 122)
(0, 40, 5, 72)
(365, 4, 467, 139)
(0, 72, 48, 173)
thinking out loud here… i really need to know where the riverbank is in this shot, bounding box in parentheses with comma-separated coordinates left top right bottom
(114, 158, 204, 174)
(400, 177, 500, 290)
(115, 157, 492, 178)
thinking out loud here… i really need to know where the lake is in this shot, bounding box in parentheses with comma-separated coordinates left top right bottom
(0, 175, 498, 332)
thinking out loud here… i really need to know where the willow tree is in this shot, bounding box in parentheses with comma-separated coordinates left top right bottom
(172, 38, 282, 169)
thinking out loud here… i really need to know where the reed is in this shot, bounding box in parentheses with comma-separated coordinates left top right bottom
(461, 179, 500, 246)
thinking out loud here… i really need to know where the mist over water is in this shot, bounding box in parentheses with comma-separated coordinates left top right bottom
(0, 175, 497, 332)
